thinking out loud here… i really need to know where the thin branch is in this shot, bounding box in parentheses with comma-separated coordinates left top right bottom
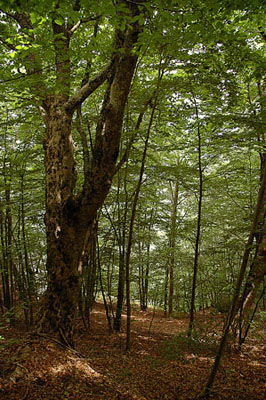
(68, 16, 101, 36)
(0, 37, 16, 50)
(65, 61, 113, 112)
(114, 96, 153, 175)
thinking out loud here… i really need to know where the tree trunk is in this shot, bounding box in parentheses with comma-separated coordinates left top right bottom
(4, 1, 142, 347)
(188, 93, 203, 336)
(164, 263, 169, 316)
(236, 188, 266, 348)
(36, 5, 141, 347)
(168, 178, 179, 316)
(83, 219, 98, 328)
(125, 66, 164, 350)
(201, 160, 266, 398)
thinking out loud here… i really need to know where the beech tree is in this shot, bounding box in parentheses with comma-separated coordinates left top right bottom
(0, 0, 143, 346)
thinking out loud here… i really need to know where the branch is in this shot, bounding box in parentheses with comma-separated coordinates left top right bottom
(68, 16, 101, 36)
(114, 102, 150, 175)
(0, 37, 16, 50)
(3, 10, 48, 101)
(64, 60, 113, 112)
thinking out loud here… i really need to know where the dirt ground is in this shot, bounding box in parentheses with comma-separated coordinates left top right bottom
(0, 303, 265, 400)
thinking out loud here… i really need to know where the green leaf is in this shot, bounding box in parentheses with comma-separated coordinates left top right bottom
(30, 12, 37, 25)
(54, 18, 64, 26)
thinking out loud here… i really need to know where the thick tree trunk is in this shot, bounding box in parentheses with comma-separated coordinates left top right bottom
(37, 10, 141, 347)
(10, 0, 142, 347)
(37, 100, 83, 346)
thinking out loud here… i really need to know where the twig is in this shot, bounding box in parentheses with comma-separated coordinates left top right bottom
(29, 332, 83, 358)
(10, 362, 29, 400)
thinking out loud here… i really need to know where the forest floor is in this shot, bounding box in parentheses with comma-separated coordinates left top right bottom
(0, 303, 265, 400)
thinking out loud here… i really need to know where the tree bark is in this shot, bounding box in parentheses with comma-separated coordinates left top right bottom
(32, 2, 142, 347)
(188, 93, 203, 336)
(201, 160, 266, 398)
(125, 66, 164, 350)
(168, 178, 179, 316)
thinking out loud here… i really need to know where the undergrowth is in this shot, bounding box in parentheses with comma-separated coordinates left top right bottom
(160, 327, 219, 361)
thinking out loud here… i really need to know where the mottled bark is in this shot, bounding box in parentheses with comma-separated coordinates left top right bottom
(4, 0, 142, 347)
(37, 3, 141, 347)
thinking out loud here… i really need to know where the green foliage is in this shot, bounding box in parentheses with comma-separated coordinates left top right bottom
(250, 310, 266, 340)
(0, 311, 21, 351)
(144, 354, 162, 369)
(160, 329, 219, 361)
(0, 0, 264, 329)
(213, 294, 232, 314)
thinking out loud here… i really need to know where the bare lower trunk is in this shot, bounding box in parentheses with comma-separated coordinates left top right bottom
(188, 93, 203, 337)
(37, 101, 84, 346)
(236, 191, 266, 347)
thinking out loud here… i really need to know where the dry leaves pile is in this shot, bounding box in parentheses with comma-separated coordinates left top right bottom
(0, 303, 265, 400)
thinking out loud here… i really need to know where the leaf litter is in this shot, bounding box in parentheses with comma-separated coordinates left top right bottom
(0, 303, 265, 400)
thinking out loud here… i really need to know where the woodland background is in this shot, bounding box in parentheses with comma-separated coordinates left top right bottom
(0, 0, 265, 399)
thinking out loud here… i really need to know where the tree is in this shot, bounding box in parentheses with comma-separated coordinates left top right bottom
(0, 0, 143, 346)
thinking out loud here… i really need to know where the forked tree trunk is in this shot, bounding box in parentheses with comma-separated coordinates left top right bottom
(35, 3, 141, 347)
(4, 0, 142, 347)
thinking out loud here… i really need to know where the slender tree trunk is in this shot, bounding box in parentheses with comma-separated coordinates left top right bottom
(0, 197, 10, 312)
(143, 242, 151, 310)
(188, 94, 203, 336)
(114, 101, 150, 330)
(4, 183, 14, 318)
(137, 211, 152, 311)
(20, 173, 35, 325)
(168, 178, 179, 316)
(239, 284, 265, 349)
(114, 249, 126, 331)
(164, 263, 169, 316)
(236, 189, 266, 347)
(125, 66, 164, 350)
(113, 190, 127, 332)
(235, 82, 266, 330)
(201, 162, 266, 399)
(97, 235, 113, 335)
